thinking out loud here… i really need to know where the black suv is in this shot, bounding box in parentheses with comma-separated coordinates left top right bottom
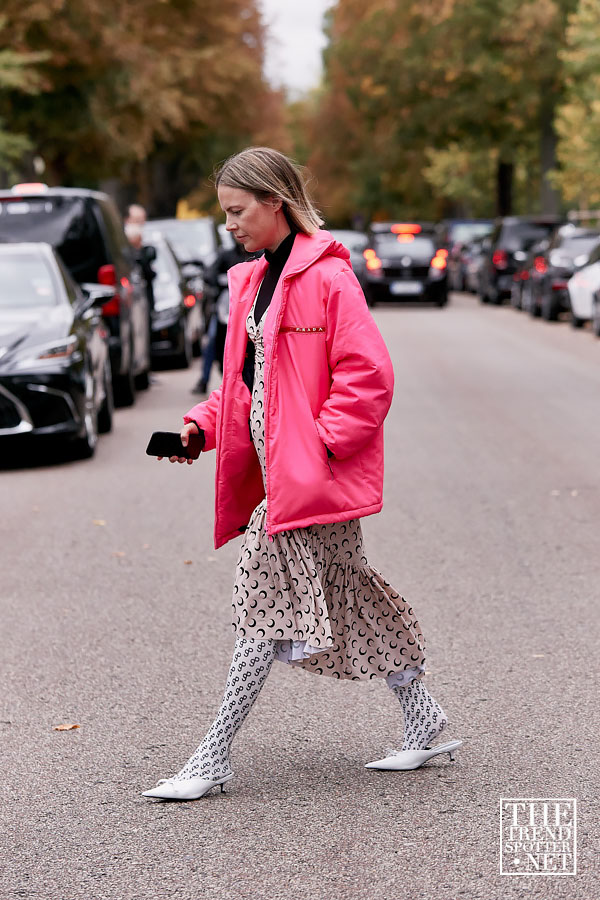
(478, 215, 562, 305)
(363, 222, 448, 306)
(0, 184, 151, 405)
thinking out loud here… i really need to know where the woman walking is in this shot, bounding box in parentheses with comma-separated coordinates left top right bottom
(142, 148, 461, 801)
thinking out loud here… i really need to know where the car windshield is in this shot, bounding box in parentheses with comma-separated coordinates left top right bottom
(0, 252, 57, 307)
(330, 231, 368, 254)
(557, 236, 600, 256)
(448, 222, 493, 243)
(149, 220, 215, 263)
(0, 195, 109, 283)
(374, 234, 436, 259)
(499, 223, 556, 252)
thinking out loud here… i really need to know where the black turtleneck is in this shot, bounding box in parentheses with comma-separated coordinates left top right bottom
(254, 229, 296, 324)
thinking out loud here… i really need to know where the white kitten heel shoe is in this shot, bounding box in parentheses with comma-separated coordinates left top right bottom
(365, 740, 463, 771)
(141, 772, 234, 800)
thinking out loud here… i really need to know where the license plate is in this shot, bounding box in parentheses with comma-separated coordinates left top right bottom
(390, 281, 423, 295)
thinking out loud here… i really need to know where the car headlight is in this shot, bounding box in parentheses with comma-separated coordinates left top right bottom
(13, 336, 78, 370)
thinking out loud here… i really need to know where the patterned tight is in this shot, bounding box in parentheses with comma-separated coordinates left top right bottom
(172, 639, 447, 781)
(389, 678, 448, 751)
(174, 638, 277, 782)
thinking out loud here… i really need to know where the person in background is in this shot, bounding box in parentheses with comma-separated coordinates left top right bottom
(142, 147, 462, 802)
(191, 240, 253, 395)
(125, 203, 156, 309)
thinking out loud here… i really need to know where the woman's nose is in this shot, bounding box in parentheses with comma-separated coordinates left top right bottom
(226, 219, 236, 231)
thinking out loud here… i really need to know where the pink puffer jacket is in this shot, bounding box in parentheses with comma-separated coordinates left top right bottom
(184, 230, 394, 549)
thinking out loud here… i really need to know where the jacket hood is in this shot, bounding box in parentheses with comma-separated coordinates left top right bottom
(228, 229, 351, 300)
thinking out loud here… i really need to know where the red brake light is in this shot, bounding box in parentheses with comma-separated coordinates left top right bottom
(391, 223, 421, 234)
(98, 264, 117, 286)
(184, 294, 196, 308)
(492, 250, 508, 268)
(98, 264, 120, 315)
(534, 256, 547, 274)
(396, 234, 414, 243)
(366, 256, 382, 271)
(521, 270, 530, 280)
(363, 248, 377, 260)
(437, 248, 449, 257)
(430, 255, 446, 270)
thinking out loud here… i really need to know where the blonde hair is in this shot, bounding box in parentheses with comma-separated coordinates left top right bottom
(215, 147, 324, 235)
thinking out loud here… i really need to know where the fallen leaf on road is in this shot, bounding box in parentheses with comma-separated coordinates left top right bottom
(112, 551, 126, 558)
(142, 543, 150, 550)
(532, 654, 545, 658)
(93, 519, 106, 526)
(570, 489, 579, 497)
(550, 490, 560, 497)
(53, 723, 80, 731)
(184, 560, 193, 565)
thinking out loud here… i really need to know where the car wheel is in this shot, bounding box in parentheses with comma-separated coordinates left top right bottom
(114, 340, 136, 407)
(570, 309, 584, 329)
(172, 325, 192, 369)
(134, 368, 150, 391)
(436, 293, 448, 307)
(74, 365, 99, 459)
(592, 303, 600, 337)
(98, 360, 114, 434)
(528, 287, 541, 317)
(478, 290, 489, 304)
(541, 294, 558, 321)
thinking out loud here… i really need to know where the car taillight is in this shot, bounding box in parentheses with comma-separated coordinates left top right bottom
(430, 249, 447, 270)
(184, 294, 196, 308)
(552, 280, 568, 290)
(522, 270, 530, 280)
(534, 256, 547, 274)
(391, 223, 422, 234)
(97, 264, 120, 316)
(492, 250, 508, 268)
(363, 248, 382, 271)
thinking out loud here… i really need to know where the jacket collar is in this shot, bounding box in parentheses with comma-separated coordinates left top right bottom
(229, 229, 351, 302)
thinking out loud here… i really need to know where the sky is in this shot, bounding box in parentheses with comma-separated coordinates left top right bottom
(259, 0, 332, 96)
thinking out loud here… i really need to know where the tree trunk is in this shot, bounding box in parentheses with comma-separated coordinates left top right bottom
(539, 97, 560, 215)
(496, 160, 513, 216)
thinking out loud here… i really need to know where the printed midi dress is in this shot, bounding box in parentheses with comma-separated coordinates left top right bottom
(231, 289, 427, 686)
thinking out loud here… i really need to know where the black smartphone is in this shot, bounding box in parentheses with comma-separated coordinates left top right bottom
(146, 431, 205, 460)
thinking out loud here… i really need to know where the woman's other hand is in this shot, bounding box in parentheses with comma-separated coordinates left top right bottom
(157, 422, 199, 465)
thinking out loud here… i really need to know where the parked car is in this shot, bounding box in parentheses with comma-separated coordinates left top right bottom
(328, 229, 368, 290)
(478, 216, 562, 304)
(438, 220, 494, 291)
(0, 183, 151, 406)
(463, 237, 489, 293)
(0, 243, 113, 458)
(567, 241, 600, 329)
(142, 229, 203, 367)
(523, 227, 600, 320)
(510, 239, 551, 313)
(363, 223, 448, 306)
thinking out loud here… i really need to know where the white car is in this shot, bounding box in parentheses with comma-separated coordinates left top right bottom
(567, 243, 600, 328)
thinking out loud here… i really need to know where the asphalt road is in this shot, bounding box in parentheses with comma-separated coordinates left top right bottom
(1, 292, 598, 900)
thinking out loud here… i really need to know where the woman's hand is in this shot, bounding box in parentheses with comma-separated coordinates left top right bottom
(157, 422, 199, 465)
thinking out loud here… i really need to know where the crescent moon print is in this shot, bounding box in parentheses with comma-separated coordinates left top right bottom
(228, 298, 426, 683)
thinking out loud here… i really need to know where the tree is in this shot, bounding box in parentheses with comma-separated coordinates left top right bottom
(0, 1, 287, 212)
(303, 0, 576, 222)
(553, 0, 600, 209)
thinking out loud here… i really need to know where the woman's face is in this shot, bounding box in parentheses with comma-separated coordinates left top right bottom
(218, 185, 283, 253)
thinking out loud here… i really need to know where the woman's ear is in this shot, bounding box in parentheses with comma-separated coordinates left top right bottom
(269, 196, 283, 213)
